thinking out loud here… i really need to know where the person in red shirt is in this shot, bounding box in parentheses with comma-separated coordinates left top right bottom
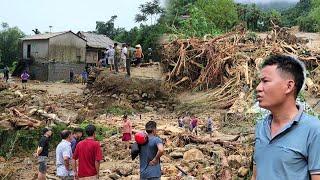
(121, 115, 132, 150)
(72, 125, 103, 180)
(190, 115, 199, 135)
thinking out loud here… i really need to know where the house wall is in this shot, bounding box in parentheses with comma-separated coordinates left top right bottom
(86, 50, 98, 64)
(22, 40, 49, 61)
(29, 61, 85, 81)
(48, 32, 86, 63)
(47, 62, 85, 81)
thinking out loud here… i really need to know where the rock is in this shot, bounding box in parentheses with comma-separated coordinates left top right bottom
(28, 108, 38, 116)
(0, 156, 6, 163)
(238, 167, 249, 177)
(182, 176, 196, 180)
(14, 90, 24, 98)
(56, 108, 78, 122)
(119, 93, 127, 99)
(130, 94, 142, 102)
(148, 93, 156, 99)
(109, 173, 121, 180)
(183, 149, 204, 161)
(111, 94, 118, 99)
(169, 151, 184, 159)
(145, 106, 154, 112)
(74, 103, 84, 109)
(158, 108, 166, 113)
(115, 165, 133, 176)
(126, 175, 140, 180)
(88, 103, 94, 107)
(142, 93, 148, 98)
(83, 89, 90, 95)
(227, 155, 246, 169)
(0, 120, 13, 130)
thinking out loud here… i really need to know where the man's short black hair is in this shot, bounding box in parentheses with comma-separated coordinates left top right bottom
(262, 54, 305, 98)
(73, 127, 83, 134)
(42, 127, 51, 135)
(145, 121, 157, 134)
(60, 130, 71, 139)
(85, 124, 96, 136)
(114, 43, 118, 46)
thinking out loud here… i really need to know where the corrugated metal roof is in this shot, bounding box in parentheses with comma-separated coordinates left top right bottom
(21, 31, 69, 40)
(78, 32, 114, 49)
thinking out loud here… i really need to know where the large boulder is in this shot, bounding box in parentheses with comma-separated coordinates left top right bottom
(183, 149, 204, 161)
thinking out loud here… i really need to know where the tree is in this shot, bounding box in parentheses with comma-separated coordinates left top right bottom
(0, 23, 25, 67)
(96, 15, 119, 39)
(195, 0, 239, 30)
(135, 0, 164, 25)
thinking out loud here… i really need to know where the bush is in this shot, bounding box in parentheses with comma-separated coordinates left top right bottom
(0, 122, 117, 158)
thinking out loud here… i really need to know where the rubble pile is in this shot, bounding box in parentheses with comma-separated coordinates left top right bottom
(0, 86, 84, 130)
(87, 72, 178, 113)
(162, 25, 320, 109)
(92, 113, 254, 179)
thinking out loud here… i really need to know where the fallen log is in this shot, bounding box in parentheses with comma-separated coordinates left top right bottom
(10, 108, 42, 128)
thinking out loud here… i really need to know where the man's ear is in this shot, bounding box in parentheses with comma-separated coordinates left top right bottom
(285, 80, 295, 95)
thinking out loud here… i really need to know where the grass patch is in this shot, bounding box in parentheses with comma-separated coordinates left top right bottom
(105, 105, 134, 116)
(0, 122, 118, 159)
(79, 120, 119, 141)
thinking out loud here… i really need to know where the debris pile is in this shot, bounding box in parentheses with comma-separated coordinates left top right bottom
(162, 26, 320, 109)
(0, 86, 82, 130)
(93, 112, 254, 179)
(87, 72, 178, 113)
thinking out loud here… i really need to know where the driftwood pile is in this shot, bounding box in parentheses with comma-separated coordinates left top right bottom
(162, 25, 320, 108)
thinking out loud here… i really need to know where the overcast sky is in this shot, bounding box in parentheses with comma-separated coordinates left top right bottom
(0, 0, 164, 35)
(1, 0, 299, 35)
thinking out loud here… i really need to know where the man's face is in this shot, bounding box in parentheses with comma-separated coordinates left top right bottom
(46, 130, 53, 137)
(67, 133, 73, 142)
(256, 65, 294, 110)
(75, 132, 83, 139)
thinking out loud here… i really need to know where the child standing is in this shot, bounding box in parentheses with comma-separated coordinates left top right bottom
(20, 70, 30, 89)
(81, 70, 88, 85)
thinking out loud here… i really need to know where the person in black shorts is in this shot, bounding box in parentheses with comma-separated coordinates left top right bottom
(34, 128, 52, 180)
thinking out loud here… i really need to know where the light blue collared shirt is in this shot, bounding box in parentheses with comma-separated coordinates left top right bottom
(254, 105, 320, 180)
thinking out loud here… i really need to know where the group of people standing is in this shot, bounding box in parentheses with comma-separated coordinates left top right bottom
(104, 43, 144, 77)
(178, 114, 213, 136)
(34, 117, 164, 180)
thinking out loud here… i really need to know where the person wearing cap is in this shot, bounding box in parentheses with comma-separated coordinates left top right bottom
(34, 127, 53, 180)
(122, 114, 132, 150)
(252, 55, 320, 180)
(56, 130, 74, 180)
(139, 121, 164, 180)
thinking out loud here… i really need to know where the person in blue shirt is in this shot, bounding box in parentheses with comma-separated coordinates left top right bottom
(70, 128, 83, 153)
(252, 55, 320, 180)
(81, 70, 88, 85)
(139, 121, 164, 180)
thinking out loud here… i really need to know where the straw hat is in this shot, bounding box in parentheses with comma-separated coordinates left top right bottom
(135, 44, 141, 48)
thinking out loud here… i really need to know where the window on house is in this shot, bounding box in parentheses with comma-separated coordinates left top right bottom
(27, 44, 31, 58)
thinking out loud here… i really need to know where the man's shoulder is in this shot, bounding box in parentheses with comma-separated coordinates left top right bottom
(299, 113, 320, 130)
(150, 136, 162, 144)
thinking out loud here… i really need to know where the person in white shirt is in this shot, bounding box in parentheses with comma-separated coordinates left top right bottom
(121, 44, 128, 72)
(56, 130, 74, 180)
(106, 45, 115, 72)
